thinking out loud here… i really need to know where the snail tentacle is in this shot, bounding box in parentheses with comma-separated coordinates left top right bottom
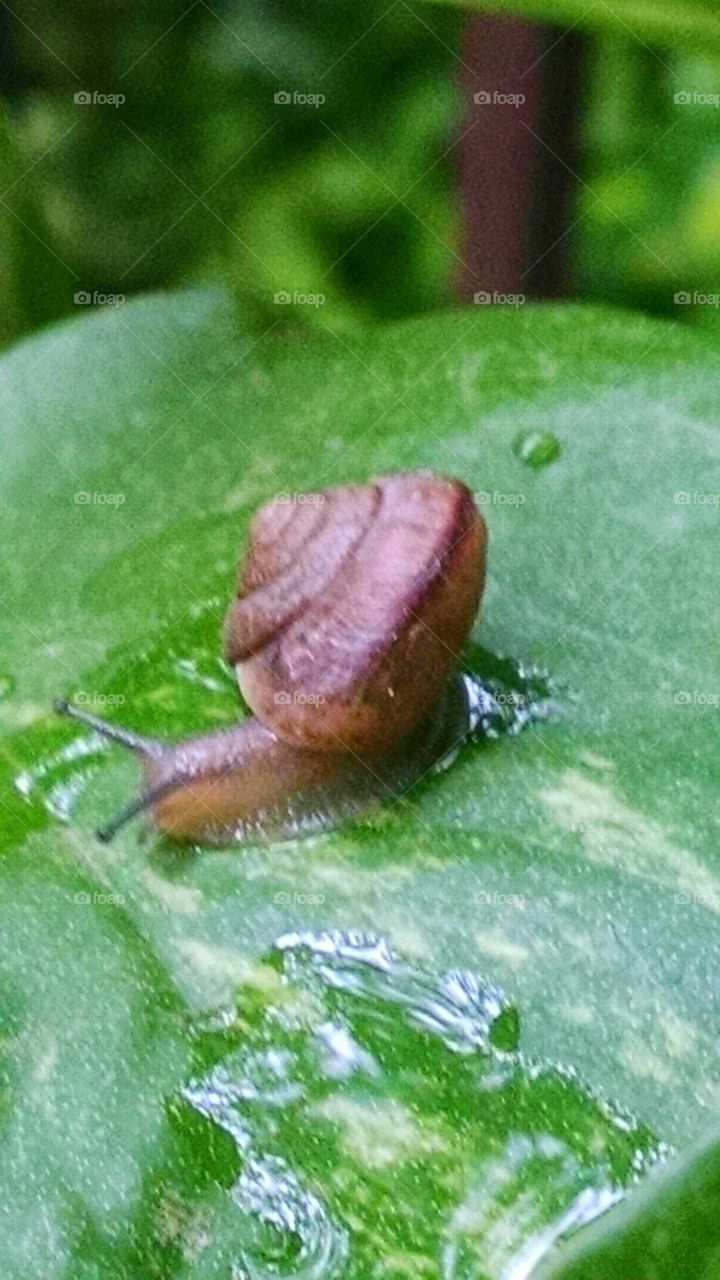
(53, 699, 164, 757)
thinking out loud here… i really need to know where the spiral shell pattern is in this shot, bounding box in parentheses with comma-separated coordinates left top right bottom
(224, 471, 486, 754)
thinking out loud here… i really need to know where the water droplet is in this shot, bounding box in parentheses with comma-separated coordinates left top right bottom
(232, 1155, 349, 1278)
(14, 733, 109, 821)
(458, 647, 561, 745)
(275, 928, 520, 1055)
(176, 932, 663, 1278)
(513, 430, 562, 469)
(500, 1184, 620, 1280)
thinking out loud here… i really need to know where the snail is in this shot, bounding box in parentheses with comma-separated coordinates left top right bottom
(55, 470, 487, 844)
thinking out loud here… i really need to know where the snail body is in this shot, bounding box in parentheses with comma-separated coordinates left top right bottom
(55, 470, 487, 844)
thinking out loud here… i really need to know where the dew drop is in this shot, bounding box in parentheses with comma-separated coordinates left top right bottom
(513, 430, 562, 469)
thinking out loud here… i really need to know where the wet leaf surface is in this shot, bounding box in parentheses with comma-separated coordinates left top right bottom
(1, 290, 718, 1276)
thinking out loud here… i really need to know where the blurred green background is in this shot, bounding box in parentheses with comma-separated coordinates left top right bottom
(1, 0, 719, 345)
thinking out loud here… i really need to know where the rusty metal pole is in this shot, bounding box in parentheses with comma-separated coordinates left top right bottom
(457, 15, 585, 301)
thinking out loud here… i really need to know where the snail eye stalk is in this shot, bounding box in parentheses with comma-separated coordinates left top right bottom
(54, 699, 171, 842)
(53, 699, 163, 757)
(95, 779, 179, 843)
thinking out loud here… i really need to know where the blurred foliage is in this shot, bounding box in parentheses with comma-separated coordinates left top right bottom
(0, 0, 463, 341)
(576, 38, 720, 330)
(1, 0, 720, 346)
(431, 0, 720, 45)
(0, 106, 26, 340)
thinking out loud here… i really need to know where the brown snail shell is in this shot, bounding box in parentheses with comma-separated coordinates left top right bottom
(55, 470, 487, 844)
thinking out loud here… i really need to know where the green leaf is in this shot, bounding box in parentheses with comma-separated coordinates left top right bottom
(419, 0, 720, 47)
(538, 1130, 720, 1279)
(1, 289, 719, 1274)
